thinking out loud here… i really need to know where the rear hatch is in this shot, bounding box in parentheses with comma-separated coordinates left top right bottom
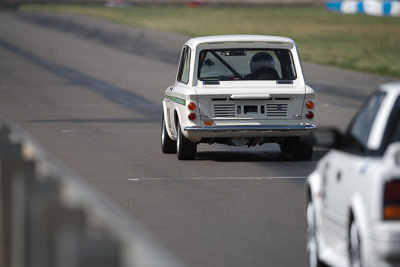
(195, 84, 306, 122)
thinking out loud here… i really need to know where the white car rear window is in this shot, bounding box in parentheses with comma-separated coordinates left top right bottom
(198, 49, 296, 81)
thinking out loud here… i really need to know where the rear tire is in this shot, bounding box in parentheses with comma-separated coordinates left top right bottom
(177, 122, 197, 160)
(294, 137, 313, 160)
(161, 115, 176, 154)
(280, 140, 294, 153)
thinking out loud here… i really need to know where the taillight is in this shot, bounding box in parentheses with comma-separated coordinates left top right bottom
(188, 113, 196, 120)
(306, 111, 314, 119)
(305, 101, 314, 119)
(188, 102, 196, 111)
(383, 180, 400, 220)
(187, 102, 197, 120)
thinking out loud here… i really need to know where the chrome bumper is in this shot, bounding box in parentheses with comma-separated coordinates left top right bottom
(184, 125, 317, 132)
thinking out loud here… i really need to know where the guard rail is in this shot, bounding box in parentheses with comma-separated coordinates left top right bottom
(0, 119, 183, 267)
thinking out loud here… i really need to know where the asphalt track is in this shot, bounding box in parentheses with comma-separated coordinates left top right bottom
(0, 11, 398, 267)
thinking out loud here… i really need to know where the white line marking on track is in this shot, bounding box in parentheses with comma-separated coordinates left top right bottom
(128, 176, 306, 181)
(61, 130, 85, 133)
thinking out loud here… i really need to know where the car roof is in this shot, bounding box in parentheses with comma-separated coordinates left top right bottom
(184, 35, 297, 49)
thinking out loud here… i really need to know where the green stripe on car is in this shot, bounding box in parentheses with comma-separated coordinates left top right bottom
(165, 95, 186, 106)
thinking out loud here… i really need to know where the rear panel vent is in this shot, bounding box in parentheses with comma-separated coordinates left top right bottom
(213, 104, 236, 117)
(266, 104, 288, 117)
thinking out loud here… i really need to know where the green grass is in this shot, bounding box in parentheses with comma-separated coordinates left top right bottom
(16, 4, 400, 78)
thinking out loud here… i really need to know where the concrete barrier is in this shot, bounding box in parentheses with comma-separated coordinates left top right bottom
(0, 119, 184, 267)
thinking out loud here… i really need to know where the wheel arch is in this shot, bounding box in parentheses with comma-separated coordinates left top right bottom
(162, 101, 176, 140)
(174, 109, 180, 132)
(305, 181, 313, 205)
(348, 194, 368, 238)
(174, 107, 197, 142)
(348, 194, 370, 264)
(305, 171, 322, 207)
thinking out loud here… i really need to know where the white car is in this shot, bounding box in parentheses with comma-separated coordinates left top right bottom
(305, 82, 400, 267)
(161, 35, 317, 160)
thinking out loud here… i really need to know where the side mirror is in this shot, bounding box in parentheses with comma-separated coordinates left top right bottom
(312, 128, 343, 148)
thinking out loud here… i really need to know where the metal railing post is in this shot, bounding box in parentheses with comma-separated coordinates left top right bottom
(0, 127, 24, 267)
(24, 177, 60, 267)
(11, 160, 35, 267)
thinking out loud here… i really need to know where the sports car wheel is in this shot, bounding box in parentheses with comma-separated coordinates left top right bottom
(350, 219, 363, 267)
(177, 122, 197, 160)
(161, 115, 176, 154)
(307, 201, 324, 267)
(294, 138, 313, 160)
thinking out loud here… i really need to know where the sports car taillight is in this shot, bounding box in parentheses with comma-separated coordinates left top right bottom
(383, 180, 400, 220)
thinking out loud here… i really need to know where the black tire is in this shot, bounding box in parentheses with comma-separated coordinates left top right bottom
(280, 140, 294, 153)
(161, 115, 176, 154)
(177, 122, 197, 160)
(294, 137, 313, 160)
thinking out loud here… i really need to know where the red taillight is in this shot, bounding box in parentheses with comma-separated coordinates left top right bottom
(188, 102, 196, 111)
(384, 180, 400, 220)
(306, 101, 314, 109)
(188, 113, 196, 120)
(306, 111, 314, 119)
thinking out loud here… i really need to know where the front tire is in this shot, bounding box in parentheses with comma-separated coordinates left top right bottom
(161, 115, 176, 154)
(177, 122, 197, 160)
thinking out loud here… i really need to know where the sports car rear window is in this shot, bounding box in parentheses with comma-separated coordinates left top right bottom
(198, 49, 296, 81)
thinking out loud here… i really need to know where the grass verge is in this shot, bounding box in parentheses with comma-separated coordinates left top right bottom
(14, 4, 400, 78)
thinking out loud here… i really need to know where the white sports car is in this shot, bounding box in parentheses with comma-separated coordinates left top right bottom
(161, 35, 317, 160)
(305, 82, 400, 267)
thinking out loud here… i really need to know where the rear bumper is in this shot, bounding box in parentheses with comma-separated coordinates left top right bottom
(369, 223, 400, 264)
(184, 124, 317, 132)
(183, 124, 317, 142)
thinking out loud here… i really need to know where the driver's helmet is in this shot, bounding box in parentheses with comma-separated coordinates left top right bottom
(250, 52, 275, 74)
